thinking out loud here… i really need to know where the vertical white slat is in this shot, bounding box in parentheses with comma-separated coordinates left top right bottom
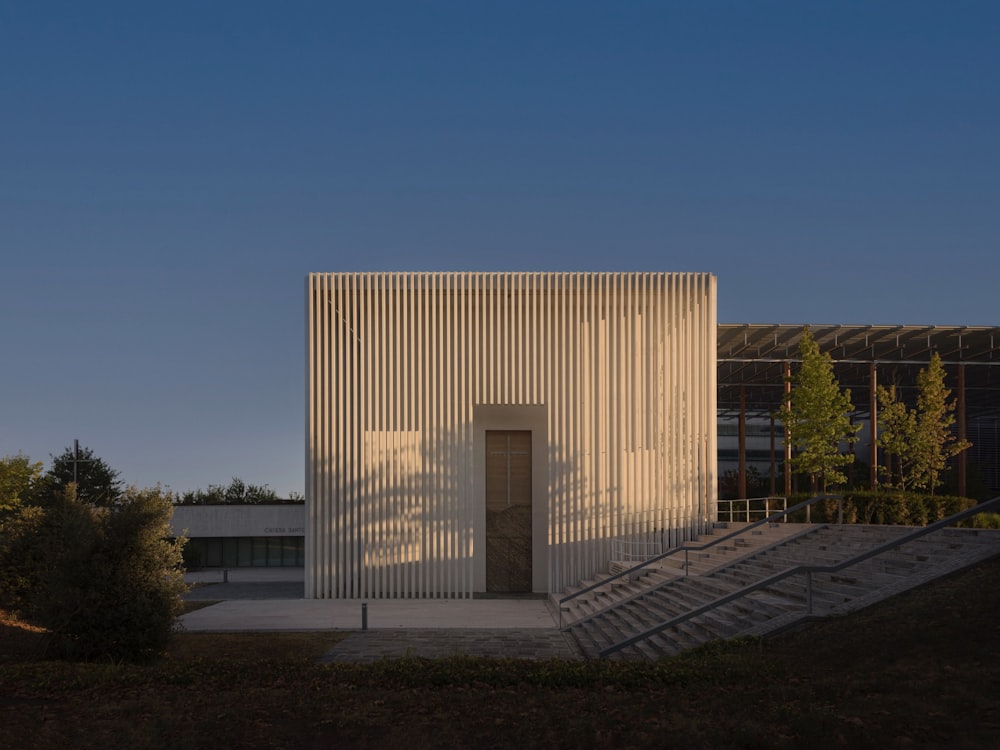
(442, 272, 451, 597)
(433, 272, 444, 597)
(333, 272, 341, 596)
(558, 272, 569, 586)
(459, 272, 467, 597)
(441, 273, 449, 598)
(370, 275, 380, 597)
(695, 273, 705, 530)
(338, 273, 347, 597)
(549, 273, 559, 583)
(371, 273, 381, 596)
(559, 272, 567, 584)
(525, 271, 532, 403)
(567, 272, 576, 584)
(378, 275, 388, 596)
(586, 275, 598, 572)
(307, 273, 317, 597)
(345, 273, 356, 596)
(540, 273, 552, 587)
(624, 274, 634, 544)
(497, 272, 505, 405)
(707, 273, 718, 526)
(471, 272, 480, 591)
(446, 272, 457, 596)
(389, 273, 399, 597)
(651, 273, 663, 536)
(331, 273, 338, 598)
(415, 274, 426, 596)
(608, 274, 619, 548)
(417, 273, 427, 597)
(309, 271, 717, 598)
(670, 273, 681, 540)
(434, 272, 444, 598)
(569, 272, 578, 583)
(640, 273, 650, 532)
(359, 273, 369, 597)
(487, 273, 495, 405)
(697, 273, 709, 528)
(339, 274, 348, 598)
(684, 273, 693, 537)
(318, 273, 328, 598)
(425, 273, 435, 597)
(571, 273, 583, 573)
(512, 273, 519, 405)
(398, 273, 408, 598)
(306, 274, 316, 598)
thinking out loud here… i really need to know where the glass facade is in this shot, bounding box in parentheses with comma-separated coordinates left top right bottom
(187, 536, 305, 568)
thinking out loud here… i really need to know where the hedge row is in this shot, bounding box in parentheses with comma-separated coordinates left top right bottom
(783, 491, 978, 526)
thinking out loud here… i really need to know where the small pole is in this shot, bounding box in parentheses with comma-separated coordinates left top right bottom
(223, 569, 229, 584)
(361, 602, 368, 631)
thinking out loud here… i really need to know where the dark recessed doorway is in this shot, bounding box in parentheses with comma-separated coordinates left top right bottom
(485, 430, 532, 593)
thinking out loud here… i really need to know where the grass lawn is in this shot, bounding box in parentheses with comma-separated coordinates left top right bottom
(2, 557, 999, 749)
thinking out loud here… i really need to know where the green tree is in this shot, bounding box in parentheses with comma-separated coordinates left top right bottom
(0, 483, 187, 661)
(43, 444, 123, 507)
(0, 453, 44, 515)
(876, 385, 919, 491)
(876, 354, 972, 496)
(913, 353, 971, 495)
(777, 327, 861, 492)
(179, 477, 278, 505)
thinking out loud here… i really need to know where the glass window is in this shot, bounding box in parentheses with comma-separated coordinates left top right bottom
(203, 538, 222, 568)
(238, 538, 253, 566)
(267, 537, 283, 566)
(281, 537, 299, 566)
(222, 538, 238, 568)
(252, 537, 268, 567)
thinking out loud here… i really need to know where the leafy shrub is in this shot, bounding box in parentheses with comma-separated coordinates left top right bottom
(970, 513, 1000, 530)
(0, 485, 187, 662)
(776, 491, 977, 526)
(0, 504, 57, 614)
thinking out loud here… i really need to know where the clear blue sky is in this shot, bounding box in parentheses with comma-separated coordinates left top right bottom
(2, 1, 997, 498)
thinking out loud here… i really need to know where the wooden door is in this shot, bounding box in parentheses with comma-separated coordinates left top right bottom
(485, 430, 532, 592)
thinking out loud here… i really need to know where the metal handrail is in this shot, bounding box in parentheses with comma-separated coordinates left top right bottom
(557, 494, 843, 628)
(718, 496, 788, 524)
(611, 537, 664, 562)
(598, 495, 1000, 657)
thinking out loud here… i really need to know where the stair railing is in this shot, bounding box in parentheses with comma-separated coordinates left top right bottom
(718, 496, 788, 524)
(599, 495, 1000, 658)
(558, 493, 843, 628)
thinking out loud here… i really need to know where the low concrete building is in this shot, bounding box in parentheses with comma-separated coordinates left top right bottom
(170, 504, 305, 568)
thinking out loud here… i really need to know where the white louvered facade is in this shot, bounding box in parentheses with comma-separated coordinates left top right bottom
(306, 272, 717, 598)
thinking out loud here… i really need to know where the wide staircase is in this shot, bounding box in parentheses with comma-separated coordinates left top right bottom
(554, 496, 1000, 661)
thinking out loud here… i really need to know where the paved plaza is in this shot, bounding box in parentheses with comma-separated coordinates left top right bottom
(180, 568, 582, 661)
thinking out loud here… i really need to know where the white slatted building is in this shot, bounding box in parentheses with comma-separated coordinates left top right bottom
(306, 272, 717, 598)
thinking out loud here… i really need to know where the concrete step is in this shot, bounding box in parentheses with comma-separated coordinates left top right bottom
(560, 524, 1000, 661)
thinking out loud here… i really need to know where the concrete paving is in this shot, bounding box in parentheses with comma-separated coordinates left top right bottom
(180, 597, 561, 631)
(179, 567, 582, 661)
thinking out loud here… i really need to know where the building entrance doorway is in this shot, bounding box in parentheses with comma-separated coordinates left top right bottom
(485, 430, 532, 592)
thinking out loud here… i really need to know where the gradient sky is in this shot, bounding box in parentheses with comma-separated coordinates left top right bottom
(2, 1, 998, 498)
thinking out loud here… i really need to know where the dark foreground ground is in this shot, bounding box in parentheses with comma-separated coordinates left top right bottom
(2, 556, 999, 749)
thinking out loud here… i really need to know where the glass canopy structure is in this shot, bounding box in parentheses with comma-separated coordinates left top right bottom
(717, 324, 1000, 497)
